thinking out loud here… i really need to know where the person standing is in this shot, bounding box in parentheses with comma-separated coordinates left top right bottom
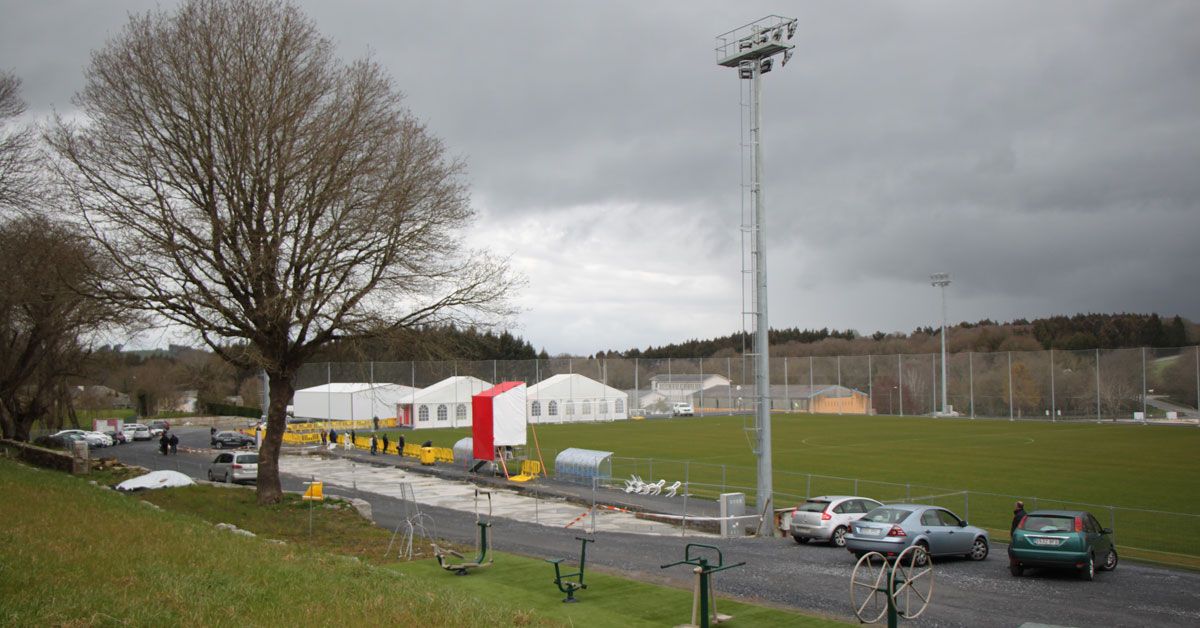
(369, 434, 378, 455)
(381, 433, 390, 455)
(1011, 500, 1027, 534)
(397, 434, 405, 457)
(168, 432, 179, 455)
(329, 428, 337, 445)
(158, 431, 169, 455)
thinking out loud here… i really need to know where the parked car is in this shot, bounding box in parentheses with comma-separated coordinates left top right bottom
(123, 423, 152, 441)
(103, 430, 128, 445)
(34, 432, 87, 450)
(51, 430, 107, 448)
(207, 452, 259, 484)
(845, 504, 990, 565)
(148, 420, 170, 437)
(212, 430, 255, 449)
(789, 496, 884, 547)
(1008, 510, 1117, 580)
(671, 402, 695, 417)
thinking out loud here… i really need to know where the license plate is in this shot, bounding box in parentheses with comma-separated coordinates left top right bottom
(1033, 538, 1060, 546)
(859, 527, 883, 537)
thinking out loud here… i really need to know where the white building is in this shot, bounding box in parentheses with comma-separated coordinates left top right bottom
(292, 383, 418, 422)
(527, 374, 628, 423)
(399, 375, 492, 429)
(649, 374, 731, 401)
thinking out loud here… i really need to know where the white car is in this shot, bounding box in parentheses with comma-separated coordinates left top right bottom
(789, 495, 884, 547)
(671, 402, 694, 417)
(123, 423, 152, 441)
(51, 430, 108, 448)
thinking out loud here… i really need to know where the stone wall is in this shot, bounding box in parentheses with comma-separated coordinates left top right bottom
(0, 439, 79, 473)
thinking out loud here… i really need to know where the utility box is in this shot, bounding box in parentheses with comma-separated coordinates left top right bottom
(719, 492, 745, 538)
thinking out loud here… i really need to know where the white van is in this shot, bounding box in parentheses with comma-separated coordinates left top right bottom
(671, 402, 694, 417)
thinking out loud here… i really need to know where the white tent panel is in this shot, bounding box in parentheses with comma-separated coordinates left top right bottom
(527, 374, 628, 423)
(493, 383, 527, 447)
(409, 376, 492, 429)
(292, 383, 418, 421)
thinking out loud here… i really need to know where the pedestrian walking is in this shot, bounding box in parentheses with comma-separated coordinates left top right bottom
(397, 434, 405, 457)
(381, 433, 389, 454)
(370, 434, 378, 455)
(210, 426, 217, 438)
(320, 429, 327, 446)
(169, 433, 179, 455)
(350, 429, 356, 444)
(158, 431, 169, 455)
(1011, 500, 1027, 534)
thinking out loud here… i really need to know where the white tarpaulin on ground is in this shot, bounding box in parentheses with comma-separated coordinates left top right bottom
(116, 470, 196, 491)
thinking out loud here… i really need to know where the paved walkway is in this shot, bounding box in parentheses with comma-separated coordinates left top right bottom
(280, 454, 715, 537)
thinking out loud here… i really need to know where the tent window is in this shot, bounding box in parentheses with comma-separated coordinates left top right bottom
(418, 406, 429, 422)
(582, 400, 592, 415)
(548, 400, 558, 416)
(531, 401, 541, 417)
(456, 404, 466, 421)
(615, 398, 625, 413)
(437, 404, 448, 421)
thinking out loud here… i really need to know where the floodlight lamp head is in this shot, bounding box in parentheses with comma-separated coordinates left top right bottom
(739, 62, 754, 79)
(760, 58, 773, 74)
(782, 50, 793, 67)
(773, 27, 783, 42)
(787, 22, 797, 39)
(930, 272, 951, 287)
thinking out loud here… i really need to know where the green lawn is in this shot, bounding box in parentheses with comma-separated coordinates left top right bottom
(0, 457, 844, 626)
(383, 413, 1200, 562)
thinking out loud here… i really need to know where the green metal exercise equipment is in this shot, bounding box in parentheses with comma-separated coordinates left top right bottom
(433, 489, 494, 575)
(660, 543, 745, 628)
(849, 545, 934, 627)
(545, 536, 594, 603)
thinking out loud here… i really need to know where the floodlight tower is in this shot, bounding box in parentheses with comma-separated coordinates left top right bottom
(716, 15, 797, 534)
(931, 273, 951, 416)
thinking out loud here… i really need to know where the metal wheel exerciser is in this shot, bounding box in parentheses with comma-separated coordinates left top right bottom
(849, 545, 934, 627)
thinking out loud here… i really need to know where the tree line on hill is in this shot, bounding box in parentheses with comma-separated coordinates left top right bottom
(594, 313, 1197, 360)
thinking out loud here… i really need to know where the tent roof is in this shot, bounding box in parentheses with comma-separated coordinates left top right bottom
(528, 373, 626, 398)
(477, 381, 524, 398)
(296, 382, 416, 394)
(412, 376, 492, 403)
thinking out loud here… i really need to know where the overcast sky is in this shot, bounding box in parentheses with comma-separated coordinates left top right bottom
(3, 1, 1198, 355)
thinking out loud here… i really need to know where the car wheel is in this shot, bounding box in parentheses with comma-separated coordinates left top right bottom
(793, 535, 809, 545)
(1080, 553, 1095, 581)
(831, 526, 848, 548)
(1009, 561, 1023, 577)
(1101, 549, 1118, 571)
(968, 537, 989, 561)
(207, 470, 214, 481)
(913, 542, 930, 567)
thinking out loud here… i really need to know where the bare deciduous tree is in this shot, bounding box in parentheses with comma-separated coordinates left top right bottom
(0, 71, 40, 212)
(48, 0, 516, 503)
(0, 216, 125, 440)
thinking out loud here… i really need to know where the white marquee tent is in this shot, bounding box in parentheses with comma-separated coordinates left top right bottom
(527, 374, 628, 423)
(399, 375, 492, 429)
(292, 383, 418, 422)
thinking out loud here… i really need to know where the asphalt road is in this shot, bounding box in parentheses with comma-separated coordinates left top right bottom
(103, 428, 1200, 627)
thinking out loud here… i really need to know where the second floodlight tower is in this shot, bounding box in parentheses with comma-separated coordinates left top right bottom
(716, 15, 797, 533)
(931, 272, 951, 415)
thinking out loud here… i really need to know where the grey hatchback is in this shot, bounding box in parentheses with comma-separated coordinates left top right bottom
(845, 504, 989, 565)
(207, 452, 258, 484)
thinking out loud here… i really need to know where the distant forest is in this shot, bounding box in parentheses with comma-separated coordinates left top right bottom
(595, 313, 1197, 359)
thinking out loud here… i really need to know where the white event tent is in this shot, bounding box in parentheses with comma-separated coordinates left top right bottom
(292, 383, 418, 422)
(399, 375, 492, 429)
(527, 374, 628, 423)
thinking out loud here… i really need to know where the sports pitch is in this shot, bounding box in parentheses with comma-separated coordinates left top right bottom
(409, 413, 1200, 561)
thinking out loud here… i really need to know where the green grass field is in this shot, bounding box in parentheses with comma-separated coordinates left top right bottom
(387, 413, 1200, 563)
(0, 457, 841, 626)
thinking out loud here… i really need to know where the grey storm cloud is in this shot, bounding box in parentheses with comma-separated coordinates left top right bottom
(2, 0, 1198, 353)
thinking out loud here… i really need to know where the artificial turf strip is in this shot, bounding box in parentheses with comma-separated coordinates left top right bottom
(0, 457, 846, 626)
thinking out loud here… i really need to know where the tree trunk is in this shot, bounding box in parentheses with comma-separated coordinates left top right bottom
(255, 371, 295, 505)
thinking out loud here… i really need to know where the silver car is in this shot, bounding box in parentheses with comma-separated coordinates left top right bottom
(207, 452, 258, 484)
(845, 504, 989, 565)
(789, 496, 884, 547)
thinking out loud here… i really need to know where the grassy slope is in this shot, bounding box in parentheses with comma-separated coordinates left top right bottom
(0, 458, 843, 627)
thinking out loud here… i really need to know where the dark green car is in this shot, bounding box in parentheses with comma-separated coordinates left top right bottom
(1008, 510, 1118, 580)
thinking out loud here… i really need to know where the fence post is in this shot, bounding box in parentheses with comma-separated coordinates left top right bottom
(898, 354, 904, 416)
(1096, 349, 1102, 421)
(806, 474, 811, 498)
(1050, 348, 1056, 422)
(682, 482, 689, 538)
(591, 477, 597, 535)
(722, 464, 726, 494)
(969, 351, 975, 418)
(809, 356, 814, 413)
(906, 483, 911, 500)
(964, 491, 969, 522)
(868, 354, 874, 413)
(649, 458, 653, 481)
(1142, 347, 1147, 418)
(854, 478, 859, 496)
(1008, 351, 1014, 421)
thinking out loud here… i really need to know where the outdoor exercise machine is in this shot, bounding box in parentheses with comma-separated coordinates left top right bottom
(849, 545, 935, 627)
(660, 543, 745, 628)
(545, 536, 594, 603)
(433, 489, 494, 575)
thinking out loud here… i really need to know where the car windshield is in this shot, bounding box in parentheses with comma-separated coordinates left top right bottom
(1021, 515, 1075, 533)
(862, 507, 911, 524)
(235, 454, 259, 464)
(797, 500, 830, 513)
